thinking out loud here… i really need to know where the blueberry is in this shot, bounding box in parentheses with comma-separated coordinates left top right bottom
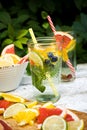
(51, 56, 58, 62)
(48, 52, 54, 58)
(44, 59, 50, 64)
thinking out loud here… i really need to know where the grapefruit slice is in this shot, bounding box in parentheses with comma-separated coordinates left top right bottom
(1, 44, 15, 55)
(55, 31, 76, 52)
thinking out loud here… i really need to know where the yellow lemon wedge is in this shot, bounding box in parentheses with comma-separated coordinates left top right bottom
(42, 102, 55, 109)
(3, 103, 26, 119)
(66, 39, 76, 52)
(68, 120, 84, 130)
(13, 108, 39, 126)
(24, 101, 38, 108)
(0, 93, 25, 103)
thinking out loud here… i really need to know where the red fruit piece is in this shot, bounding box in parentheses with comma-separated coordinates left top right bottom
(65, 114, 74, 122)
(0, 100, 11, 109)
(37, 107, 62, 124)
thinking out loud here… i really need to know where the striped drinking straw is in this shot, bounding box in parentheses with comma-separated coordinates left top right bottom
(47, 15, 75, 75)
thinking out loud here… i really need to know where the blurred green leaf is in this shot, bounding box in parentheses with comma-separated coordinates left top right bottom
(42, 22, 49, 29)
(13, 14, 29, 25)
(0, 23, 7, 30)
(2, 39, 13, 47)
(14, 41, 23, 49)
(41, 11, 48, 19)
(16, 29, 28, 39)
(19, 37, 28, 44)
(0, 11, 11, 25)
(8, 24, 15, 40)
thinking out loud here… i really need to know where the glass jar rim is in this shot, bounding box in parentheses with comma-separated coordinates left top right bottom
(28, 36, 56, 45)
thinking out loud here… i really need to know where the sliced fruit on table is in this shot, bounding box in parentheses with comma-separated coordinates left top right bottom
(42, 102, 55, 109)
(28, 51, 43, 68)
(68, 120, 84, 130)
(1, 44, 15, 55)
(0, 93, 25, 103)
(24, 100, 38, 108)
(13, 108, 39, 126)
(3, 103, 26, 119)
(65, 110, 79, 122)
(0, 99, 11, 109)
(37, 107, 66, 124)
(42, 115, 67, 130)
(0, 108, 5, 114)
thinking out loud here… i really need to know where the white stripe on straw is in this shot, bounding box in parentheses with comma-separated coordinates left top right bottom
(47, 15, 56, 34)
(66, 59, 75, 74)
(47, 15, 75, 75)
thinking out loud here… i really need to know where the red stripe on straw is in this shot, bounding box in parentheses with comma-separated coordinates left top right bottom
(66, 59, 75, 74)
(47, 15, 56, 34)
(47, 15, 75, 75)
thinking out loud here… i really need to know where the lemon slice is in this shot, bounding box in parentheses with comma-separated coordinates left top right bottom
(42, 115, 67, 130)
(5, 54, 21, 64)
(3, 103, 26, 119)
(13, 108, 39, 126)
(0, 93, 25, 103)
(68, 120, 84, 130)
(42, 102, 55, 109)
(66, 39, 76, 52)
(24, 101, 38, 108)
(0, 54, 14, 67)
(29, 51, 43, 68)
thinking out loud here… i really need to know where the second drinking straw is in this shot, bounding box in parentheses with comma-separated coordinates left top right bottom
(47, 15, 75, 75)
(28, 28, 59, 97)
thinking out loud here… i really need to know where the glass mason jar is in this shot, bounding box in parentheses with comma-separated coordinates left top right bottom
(28, 37, 62, 102)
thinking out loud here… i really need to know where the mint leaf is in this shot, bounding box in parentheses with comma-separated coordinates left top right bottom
(31, 66, 46, 92)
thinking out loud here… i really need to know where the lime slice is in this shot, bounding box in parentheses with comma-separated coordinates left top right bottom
(29, 51, 43, 68)
(42, 115, 67, 130)
(68, 120, 84, 130)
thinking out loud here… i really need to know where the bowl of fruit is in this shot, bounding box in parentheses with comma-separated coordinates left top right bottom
(0, 44, 28, 92)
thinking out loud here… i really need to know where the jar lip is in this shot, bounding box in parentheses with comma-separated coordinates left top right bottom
(28, 36, 56, 44)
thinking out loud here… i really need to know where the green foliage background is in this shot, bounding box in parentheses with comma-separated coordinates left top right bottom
(0, 0, 87, 63)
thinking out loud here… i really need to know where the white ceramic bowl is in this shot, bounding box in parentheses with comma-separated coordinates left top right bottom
(0, 62, 28, 92)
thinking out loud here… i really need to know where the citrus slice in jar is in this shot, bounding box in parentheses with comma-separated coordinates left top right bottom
(29, 51, 43, 68)
(42, 115, 67, 130)
(55, 31, 76, 61)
